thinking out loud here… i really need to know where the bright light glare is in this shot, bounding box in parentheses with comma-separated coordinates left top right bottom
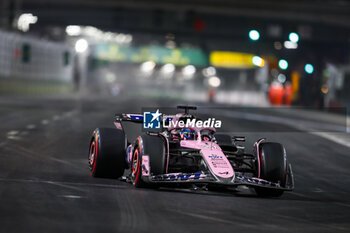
(124, 35, 133, 43)
(66, 25, 132, 44)
(75, 39, 89, 53)
(249, 30, 260, 41)
(277, 73, 286, 83)
(252, 56, 264, 67)
(284, 41, 298, 49)
(278, 59, 288, 70)
(17, 13, 38, 32)
(140, 61, 156, 73)
(289, 32, 299, 43)
(208, 76, 221, 88)
(105, 73, 116, 83)
(116, 34, 126, 43)
(202, 66, 216, 77)
(162, 64, 175, 74)
(182, 65, 196, 78)
(66, 25, 81, 36)
(305, 64, 314, 74)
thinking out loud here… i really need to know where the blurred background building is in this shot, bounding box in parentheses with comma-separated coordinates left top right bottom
(0, 0, 350, 109)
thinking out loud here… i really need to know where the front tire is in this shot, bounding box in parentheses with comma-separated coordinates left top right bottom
(255, 142, 287, 197)
(89, 128, 127, 178)
(131, 135, 166, 187)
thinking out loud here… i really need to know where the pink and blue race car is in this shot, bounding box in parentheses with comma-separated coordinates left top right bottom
(88, 106, 294, 197)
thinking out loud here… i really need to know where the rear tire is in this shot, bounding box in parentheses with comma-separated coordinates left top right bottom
(131, 135, 166, 187)
(89, 128, 127, 178)
(255, 142, 287, 197)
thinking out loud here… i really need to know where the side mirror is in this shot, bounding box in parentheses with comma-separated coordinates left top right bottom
(232, 136, 245, 142)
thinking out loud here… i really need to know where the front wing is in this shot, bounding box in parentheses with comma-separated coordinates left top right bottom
(140, 164, 294, 191)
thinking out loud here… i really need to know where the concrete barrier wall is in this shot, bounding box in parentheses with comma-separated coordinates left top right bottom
(0, 30, 74, 94)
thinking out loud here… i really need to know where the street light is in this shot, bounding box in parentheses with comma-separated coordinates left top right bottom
(289, 32, 299, 43)
(249, 30, 260, 41)
(66, 25, 81, 36)
(162, 64, 175, 74)
(202, 67, 216, 77)
(17, 13, 38, 32)
(140, 61, 156, 73)
(252, 56, 264, 67)
(208, 76, 221, 88)
(182, 65, 196, 79)
(75, 39, 88, 53)
(305, 64, 314, 74)
(284, 41, 298, 49)
(277, 74, 286, 83)
(278, 59, 288, 70)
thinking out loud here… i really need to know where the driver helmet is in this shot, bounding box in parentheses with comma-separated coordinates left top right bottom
(180, 128, 196, 140)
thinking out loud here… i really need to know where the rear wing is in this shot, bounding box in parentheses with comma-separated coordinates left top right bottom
(115, 106, 197, 123)
(115, 113, 143, 123)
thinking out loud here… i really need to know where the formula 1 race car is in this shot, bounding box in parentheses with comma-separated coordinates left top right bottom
(88, 106, 294, 197)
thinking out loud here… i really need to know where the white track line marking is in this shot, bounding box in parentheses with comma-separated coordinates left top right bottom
(313, 188, 324, 193)
(59, 195, 85, 199)
(26, 124, 36, 130)
(45, 181, 86, 192)
(52, 115, 60, 121)
(41, 119, 49, 125)
(310, 132, 350, 149)
(7, 130, 19, 136)
(7, 135, 20, 140)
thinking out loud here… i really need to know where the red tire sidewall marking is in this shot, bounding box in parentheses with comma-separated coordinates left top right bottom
(133, 138, 142, 185)
(91, 133, 98, 175)
(89, 141, 96, 166)
(134, 152, 141, 185)
(259, 147, 263, 178)
(132, 150, 139, 174)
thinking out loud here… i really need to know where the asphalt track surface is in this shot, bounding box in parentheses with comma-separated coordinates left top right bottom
(0, 95, 349, 233)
